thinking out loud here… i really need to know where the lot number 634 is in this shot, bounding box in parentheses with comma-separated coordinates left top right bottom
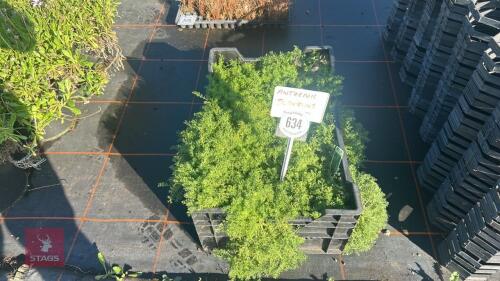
(279, 113, 310, 139)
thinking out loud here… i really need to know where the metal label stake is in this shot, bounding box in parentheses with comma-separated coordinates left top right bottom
(280, 137, 295, 181)
(278, 113, 309, 181)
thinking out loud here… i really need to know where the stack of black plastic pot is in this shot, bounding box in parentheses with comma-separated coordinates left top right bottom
(426, 106, 500, 231)
(385, 0, 500, 278)
(399, 0, 443, 86)
(388, 0, 427, 60)
(420, 1, 500, 143)
(424, 37, 500, 280)
(417, 37, 500, 194)
(438, 183, 499, 280)
(408, 0, 471, 116)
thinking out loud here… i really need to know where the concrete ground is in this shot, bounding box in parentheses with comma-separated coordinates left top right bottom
(1, 0, 458, 280)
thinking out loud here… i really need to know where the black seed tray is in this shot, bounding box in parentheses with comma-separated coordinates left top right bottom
(428, 121, 500, 226)
(419, 13, 498, 142)
(384, 0, 413, 43)
(390, 0, 427, 60)
(437, 182, 500, 279)
(408, 0, 472, 115)
(400, 0, 443, 85)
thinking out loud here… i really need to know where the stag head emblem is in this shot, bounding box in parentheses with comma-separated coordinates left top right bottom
(37, 234, 52, 253)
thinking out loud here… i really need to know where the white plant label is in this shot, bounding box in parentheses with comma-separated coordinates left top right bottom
(177, 14, 197, 25)
(271, 86, 331, 181)
(271, 86, 330, 123)
(279, 113, 310, 139)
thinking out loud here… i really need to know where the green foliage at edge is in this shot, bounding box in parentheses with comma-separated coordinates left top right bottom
(342, 167, 388, 254)
(341, 110, 389, 255)
(0, 0, 120, 151)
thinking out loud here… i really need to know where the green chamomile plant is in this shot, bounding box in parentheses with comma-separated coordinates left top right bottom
(170, 48, 388, 280)
(0, 0, 122, 157)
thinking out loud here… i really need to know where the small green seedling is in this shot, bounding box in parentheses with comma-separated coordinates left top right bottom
(95, 252, 142, 281)
(449, 271, 460, 281)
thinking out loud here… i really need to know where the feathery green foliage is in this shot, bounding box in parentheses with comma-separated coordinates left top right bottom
(339, 109, 388, 254)
(171, 48, 387, 279)
(0, 0, 121, 153)
(343, 168, 388, 254)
